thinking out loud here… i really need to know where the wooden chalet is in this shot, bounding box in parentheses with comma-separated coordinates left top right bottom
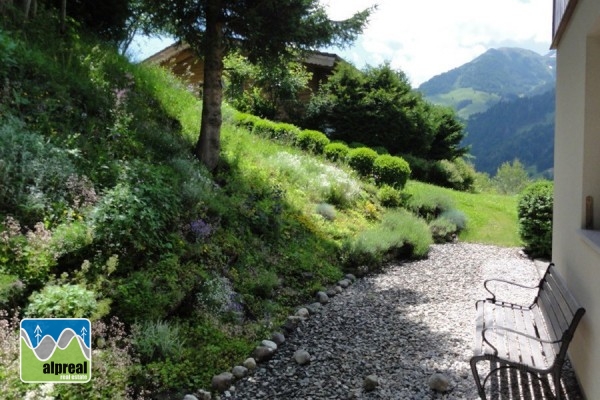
(143, 42, 343, 102)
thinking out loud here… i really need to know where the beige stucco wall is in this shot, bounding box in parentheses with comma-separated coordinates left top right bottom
(553, 1, 600, 399)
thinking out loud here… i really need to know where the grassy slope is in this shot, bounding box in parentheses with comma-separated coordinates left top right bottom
(428, 88, 501, 120)
(0, 20, 523, 396)
(406, 181, 521, 247)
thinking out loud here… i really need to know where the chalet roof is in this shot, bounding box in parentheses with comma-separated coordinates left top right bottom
(142, 42, 342, 68)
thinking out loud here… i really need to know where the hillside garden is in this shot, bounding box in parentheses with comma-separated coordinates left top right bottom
(0, 9, 552, 399)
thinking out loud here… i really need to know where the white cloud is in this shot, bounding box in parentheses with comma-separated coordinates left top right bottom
(324, 0, 553, 86)
(132, 1, 552, 87)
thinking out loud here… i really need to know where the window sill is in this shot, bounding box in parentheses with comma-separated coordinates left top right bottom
(578, 229, 600, 255)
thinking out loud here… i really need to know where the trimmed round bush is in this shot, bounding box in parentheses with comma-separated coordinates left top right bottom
(295, 129, 330, 154)
(324, 142, 350, 162)
(518, 180, 553, 258)
(347, 147, 378, 176)
(373, 154, 411, 189)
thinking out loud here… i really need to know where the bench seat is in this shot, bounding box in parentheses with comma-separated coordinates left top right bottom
(470, 263, 585, 400)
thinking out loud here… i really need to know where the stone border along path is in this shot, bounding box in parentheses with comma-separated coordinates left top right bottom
(189, 243, 585, 400)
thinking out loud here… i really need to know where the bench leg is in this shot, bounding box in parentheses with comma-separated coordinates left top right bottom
(470, 357, 487, 400)
(552, 369, 562, 400)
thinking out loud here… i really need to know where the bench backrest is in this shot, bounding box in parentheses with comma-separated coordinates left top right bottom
(533, 263, 586, 364)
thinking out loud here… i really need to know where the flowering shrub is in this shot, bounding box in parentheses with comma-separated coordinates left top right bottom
(53, 317, 138, 399)
(1, 217, 57, 286)
(269, 152, 361, 207)
(196, 276, 240, 316)
(187, 219, 213, 242)
(0, 310, 30, 399)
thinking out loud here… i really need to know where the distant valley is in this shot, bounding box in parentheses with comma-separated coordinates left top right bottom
(418, 47, 556, 176)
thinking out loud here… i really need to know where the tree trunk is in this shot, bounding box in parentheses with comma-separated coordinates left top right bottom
(60, 0, 66, 33)
(22, 0, 31, 19)
(195, 0, 224, 171)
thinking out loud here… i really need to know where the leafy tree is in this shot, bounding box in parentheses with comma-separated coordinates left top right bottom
(223, 51, 312, 121)
(3, 0, 133, 43)
(305, 63, 467, 161)
(493, 159, 531, 194)
(141, 0, 372, 170)
(427, 107, 469, 161)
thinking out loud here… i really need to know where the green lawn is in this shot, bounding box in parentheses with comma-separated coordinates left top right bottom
(406, 181, 521, 247)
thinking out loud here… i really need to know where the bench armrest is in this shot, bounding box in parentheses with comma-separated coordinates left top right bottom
(482, 326, 561, 355)
(484, 278, 539, 306)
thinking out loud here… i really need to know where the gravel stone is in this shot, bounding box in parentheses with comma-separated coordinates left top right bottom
(211, 372, 234, 393)
(261, 340, 277, 351)
(271, 332, 285, 345)
(229, 244, 584, 399)
(232, 366, 248, 379)
(293, 349, 311, 365)
(296, 308, 310, 318)
(242, 358, 256, 371)
(306, 302, 322, 314)
(316, 291, 329, 304)
(251, 346, 274, 363)
(363, 374, 379, 391)
(338, 279, 351, 288)
(428, 373, 450, 392)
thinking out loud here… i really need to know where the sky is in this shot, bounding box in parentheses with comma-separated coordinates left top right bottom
(131, 0, 553, 87)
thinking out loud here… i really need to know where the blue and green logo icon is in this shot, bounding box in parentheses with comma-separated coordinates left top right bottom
(20, 318, 91, 383)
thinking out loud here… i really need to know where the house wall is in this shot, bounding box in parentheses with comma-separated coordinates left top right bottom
(553, 1, 600, 398)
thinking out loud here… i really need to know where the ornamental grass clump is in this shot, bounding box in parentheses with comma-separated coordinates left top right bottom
(342, 210, 432, 271)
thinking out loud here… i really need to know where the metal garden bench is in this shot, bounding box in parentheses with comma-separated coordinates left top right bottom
(470, 263, 585, 400)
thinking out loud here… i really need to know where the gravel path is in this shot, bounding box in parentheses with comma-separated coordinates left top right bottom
(228, 243, 583, 400)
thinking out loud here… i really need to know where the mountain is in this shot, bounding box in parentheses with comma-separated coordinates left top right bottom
(464, 89, 555, 176)
(419, 47, 555, 119)
(418, 47, 556, 176)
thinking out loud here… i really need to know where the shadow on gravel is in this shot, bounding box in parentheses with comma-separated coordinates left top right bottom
(483, 361, 584, 400)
